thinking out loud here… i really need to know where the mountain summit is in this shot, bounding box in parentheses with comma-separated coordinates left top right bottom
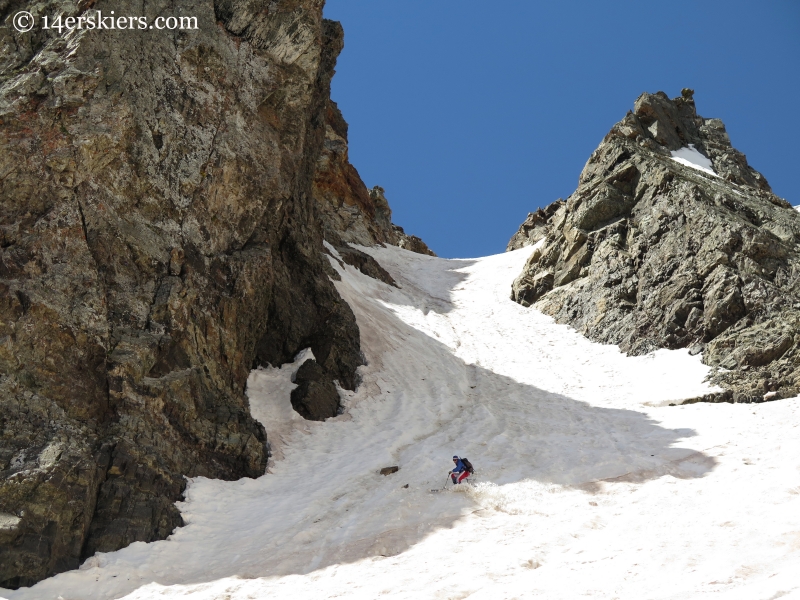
(509, 90, 800, 403)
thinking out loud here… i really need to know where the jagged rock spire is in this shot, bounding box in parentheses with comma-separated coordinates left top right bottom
(509, 91, 799, 403)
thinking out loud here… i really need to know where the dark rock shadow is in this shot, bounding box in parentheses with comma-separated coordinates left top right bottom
(346, 245, 477, 315)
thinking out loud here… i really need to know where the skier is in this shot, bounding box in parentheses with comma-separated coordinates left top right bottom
(449, 455, 472, 484)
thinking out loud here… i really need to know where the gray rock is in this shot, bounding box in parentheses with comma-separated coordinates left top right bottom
(688, 343, 705, 356)
(510, 90, 800, 402)
(507, 201, 565, 251)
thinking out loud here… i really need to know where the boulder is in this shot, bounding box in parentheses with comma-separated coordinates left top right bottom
(290, 359, 342, 421)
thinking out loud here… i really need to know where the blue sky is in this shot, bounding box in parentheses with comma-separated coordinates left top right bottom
(323, 1, 800, 258)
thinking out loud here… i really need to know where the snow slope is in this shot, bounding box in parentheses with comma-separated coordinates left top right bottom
(5, 245, 800, 600)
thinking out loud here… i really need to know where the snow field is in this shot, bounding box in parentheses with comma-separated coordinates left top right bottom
(5, 245, 800, 599)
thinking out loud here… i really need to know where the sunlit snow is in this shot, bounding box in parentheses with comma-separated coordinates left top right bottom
(671, 144, 719, 177)
(5, 246, 800, 600)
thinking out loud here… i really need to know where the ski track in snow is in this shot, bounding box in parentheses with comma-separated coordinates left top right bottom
(5, 246, 800, 600)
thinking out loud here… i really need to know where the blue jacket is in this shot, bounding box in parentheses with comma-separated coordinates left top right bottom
(451, 458, 467, 473)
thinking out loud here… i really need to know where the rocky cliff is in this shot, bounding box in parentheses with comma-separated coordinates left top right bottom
(510, 90, 800, 403)
(313, 99, 435, 256)
(0, 0, 427, 589)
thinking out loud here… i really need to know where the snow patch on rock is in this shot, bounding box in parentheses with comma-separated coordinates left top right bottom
(671, 144, 719, 177)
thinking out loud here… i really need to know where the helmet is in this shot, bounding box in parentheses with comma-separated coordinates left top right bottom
(452, 455, 458, 460)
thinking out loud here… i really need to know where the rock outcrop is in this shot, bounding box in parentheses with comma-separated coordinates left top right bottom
(0, 0, 373, 588)
(510, 90, 800, 403)
(312, 100, 435, 256)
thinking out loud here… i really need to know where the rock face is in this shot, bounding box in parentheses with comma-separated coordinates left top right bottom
(510, 90, 800, 403)
(0, 0, 372, 588)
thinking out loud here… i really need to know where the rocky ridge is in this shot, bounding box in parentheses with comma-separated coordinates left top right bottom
(313, 99, 435, 256)
(510, 90, 800, 403)
(0, 0, 429, 589)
